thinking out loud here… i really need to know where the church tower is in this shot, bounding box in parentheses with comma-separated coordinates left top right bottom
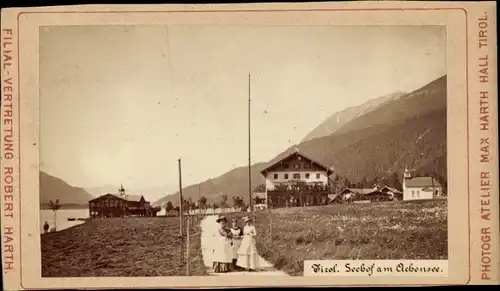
(403, 167, 412, 191)
(119, 184, 126, 198)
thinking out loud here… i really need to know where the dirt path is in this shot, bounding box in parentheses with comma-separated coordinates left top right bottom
(200, 215, 288, 276)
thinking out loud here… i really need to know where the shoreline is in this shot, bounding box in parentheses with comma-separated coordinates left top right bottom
(40, 219, 88, 236)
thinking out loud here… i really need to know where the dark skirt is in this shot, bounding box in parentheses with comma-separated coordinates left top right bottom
(213, 261, 232, 273)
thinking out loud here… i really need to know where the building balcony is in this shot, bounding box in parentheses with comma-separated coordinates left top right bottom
(268, 180, 330, 193)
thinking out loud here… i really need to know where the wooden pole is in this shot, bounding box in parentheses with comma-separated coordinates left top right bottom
(178, 158, 185, 264)
(248, 73, 255, 222)
(198, 183, 201, 216)
(178, 159, 184, 236)
(186, 217, 191, 276)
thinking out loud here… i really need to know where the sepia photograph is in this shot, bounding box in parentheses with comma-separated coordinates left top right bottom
(37, 24, 449, 277)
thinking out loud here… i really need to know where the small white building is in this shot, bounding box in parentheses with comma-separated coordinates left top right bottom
(402, 168, 443, 201)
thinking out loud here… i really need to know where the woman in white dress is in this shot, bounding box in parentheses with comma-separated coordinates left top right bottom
(229, 218, 243, 270)
(236, 217, 260, 271)
(212, 216, 234, 273)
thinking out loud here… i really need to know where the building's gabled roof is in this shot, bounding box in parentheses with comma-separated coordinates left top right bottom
(125, 195, 145, 202)
(89, 193, 127, 202)
(260, 150, 334, 176)
(340, 188, 380, 195)
(89, 193, 146, 203)
(380, 185, 402, 194)
(328, 194, 341, 201)
(404, 177, 442, 188)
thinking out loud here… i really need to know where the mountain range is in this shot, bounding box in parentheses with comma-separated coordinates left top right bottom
(39, 173, 177, 207)
(301, 92, 405, 142)
(39, 74, 447, 208)
(153, 74, 447, 207)
(40, 171, 94, 208)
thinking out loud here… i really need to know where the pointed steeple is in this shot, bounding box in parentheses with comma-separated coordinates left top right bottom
(119, 184, 126, 197)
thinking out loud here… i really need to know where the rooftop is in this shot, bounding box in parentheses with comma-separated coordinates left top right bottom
(260, 150, 334, 176)
(404, 176, 442, 188)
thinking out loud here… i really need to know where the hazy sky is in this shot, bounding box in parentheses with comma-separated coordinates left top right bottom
(40, 25, 446, 190)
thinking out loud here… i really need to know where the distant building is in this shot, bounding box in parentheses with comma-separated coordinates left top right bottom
(328, 193, 342, 204)
(402, 168, 443, 200)
(253, 191, 267, 210)
(339, 187, 392, 202)
(379, 185, 403, 201)
(88, 186, 161, 218)
(260, 150, 334, 208)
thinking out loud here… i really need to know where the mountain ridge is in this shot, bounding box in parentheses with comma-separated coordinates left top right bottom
(40, 171, 94, 206)
(301, 91, 405, 142)
(152, 75, 447, 206)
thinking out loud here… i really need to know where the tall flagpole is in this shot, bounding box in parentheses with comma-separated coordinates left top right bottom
(178, 158, 184, 237)
(248, 74, 251, 210)
(248, 74, 254, 218)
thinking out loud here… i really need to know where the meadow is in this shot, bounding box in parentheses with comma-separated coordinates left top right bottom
(227, 199, 448, 276)
(41, 216, 206, 277)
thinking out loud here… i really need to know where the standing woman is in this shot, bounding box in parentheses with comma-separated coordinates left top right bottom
(236, 217, 260, 271)
(229, 218, 243, 270)
(212, 216, 233, 273)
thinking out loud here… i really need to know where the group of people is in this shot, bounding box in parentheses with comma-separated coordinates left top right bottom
(211, 215, 260, 273)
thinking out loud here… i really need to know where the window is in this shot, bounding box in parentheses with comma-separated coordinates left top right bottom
(283, 164, 289, 169)
(316, 173, 320, 179)
(293, 164, 300, 169)
(293, 173, 300, 179)
(305, 173, 310, 179)
(273, 173, 278, 179)
(417, 190, 420, 197)
(412, 190, 415, 197)
(304, 163, 311, 169)
(284, 174, 289, 180)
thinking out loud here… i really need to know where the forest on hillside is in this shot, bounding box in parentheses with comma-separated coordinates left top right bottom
(296, 109, 446, 190)
(154, 76, 447, 205)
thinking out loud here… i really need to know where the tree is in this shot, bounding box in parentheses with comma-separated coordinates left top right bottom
(174, 205, 180, 215)
(182, 199, 190, 214)
(48, 199, 62, 231)
(388, 172, 402, 190)
(199, 196, 207, 212)
(343, 178, 351, 189)
(232, 196, 244, 210)
(435, 174, 447, 194)
(211, 202, 218, 214)
(253, 184, 266, 193)
(165, 201, 174, 214)
(220, 193, 229, 211)
(360, 177, 369, 188)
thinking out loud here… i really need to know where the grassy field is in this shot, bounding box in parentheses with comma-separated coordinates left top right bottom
(226, 199, 448, 276)
(41, 216, 206, 277)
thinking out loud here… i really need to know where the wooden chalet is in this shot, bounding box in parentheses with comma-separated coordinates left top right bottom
(88, 186, 161, 218)
(260, 150, 334, 208)
(379, 185, 403, 201)
(340, 187, 392, 203)
(328, 193, 342, 204)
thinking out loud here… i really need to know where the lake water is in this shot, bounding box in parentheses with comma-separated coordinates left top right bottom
(40, 208, 89, 233)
